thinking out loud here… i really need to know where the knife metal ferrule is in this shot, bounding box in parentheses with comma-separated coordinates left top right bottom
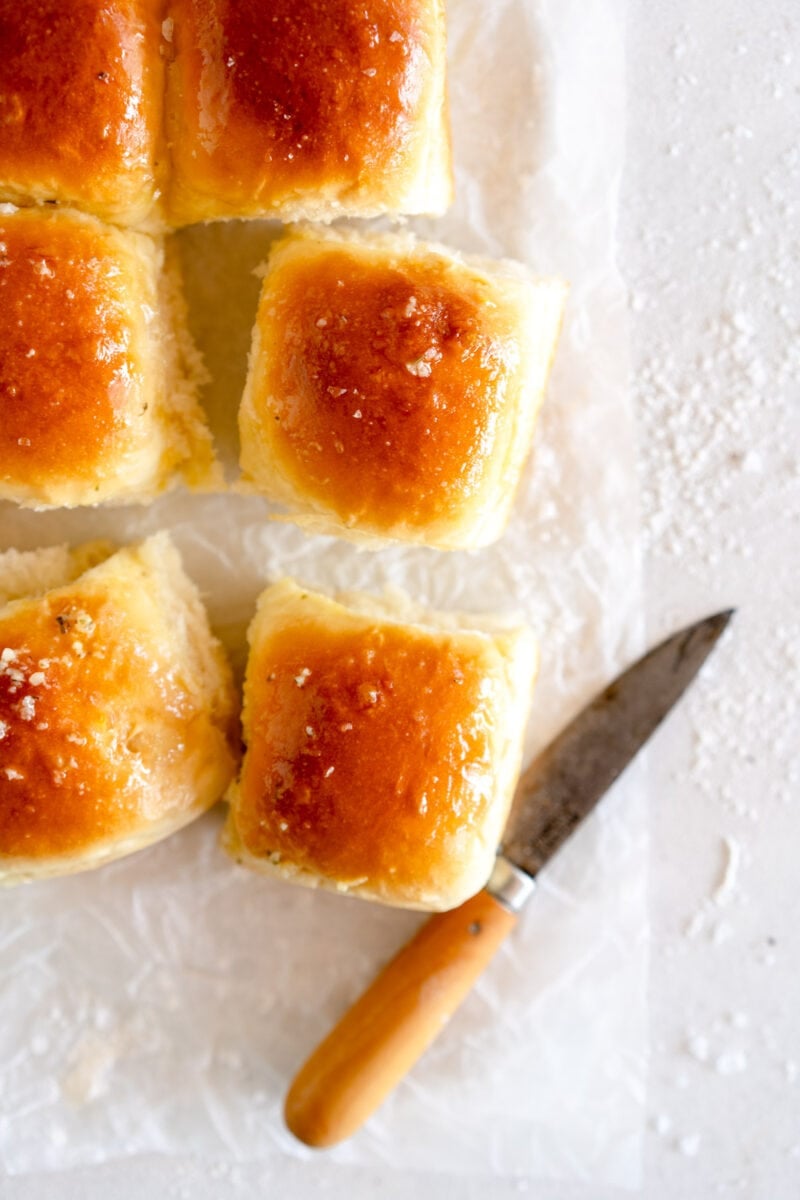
(486, 855, 536, 914)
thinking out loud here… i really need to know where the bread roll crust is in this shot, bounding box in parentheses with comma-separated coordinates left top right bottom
(224, 580, 537, 911)
(165, 0, 452, 224)
(0, 207, 218, 508)
(239, 226, 568, 548)
(0, 535, 240, 884)
(0, 0, 163, 226)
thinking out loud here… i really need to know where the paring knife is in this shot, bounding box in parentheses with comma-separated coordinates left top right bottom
(284, 609, 734, 1148)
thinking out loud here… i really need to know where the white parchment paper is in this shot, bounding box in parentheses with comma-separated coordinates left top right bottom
(0, 0, 644, 1185)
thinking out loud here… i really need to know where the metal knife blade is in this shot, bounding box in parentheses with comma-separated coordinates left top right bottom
(498, 609, 734, 885)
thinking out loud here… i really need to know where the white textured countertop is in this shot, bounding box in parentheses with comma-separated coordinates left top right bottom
(8, 0, 799, 1196)
(625, 0, 799, 1194)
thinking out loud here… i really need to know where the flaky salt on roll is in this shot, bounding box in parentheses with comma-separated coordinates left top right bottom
(224, 579, 537, 911)
(0, 0, 164, 227)
(0, 534, 239, 884)
(165, 0, 452, 225)
(238, 226, 567, 549)
(0, 207, 219, 509)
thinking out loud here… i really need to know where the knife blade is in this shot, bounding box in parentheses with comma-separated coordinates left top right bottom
(490, 607, 735, 908)
(284, 610, 734, 1148)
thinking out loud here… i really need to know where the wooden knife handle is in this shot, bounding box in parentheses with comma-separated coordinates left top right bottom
(284, 887, 517, 1148)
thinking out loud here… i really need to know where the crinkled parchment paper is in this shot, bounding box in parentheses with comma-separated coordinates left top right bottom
(0, 0, 645, 1186)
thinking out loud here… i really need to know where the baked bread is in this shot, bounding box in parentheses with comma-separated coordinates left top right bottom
(0, 0, 163, 227)
(165, 0, 452, 225)
(0, 534, 239, 885)
(0, 206, 219, 508)
(238, 226, 568, 549)
(224, 579, 537, 911)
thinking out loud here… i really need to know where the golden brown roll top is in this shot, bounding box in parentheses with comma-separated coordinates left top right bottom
(0, 534, 239, 884)
(224, 580, 538, 911)
(239, 227, 568, 548)
(0, 206, 218, 508)
(0, 2, 450, 226)
(164, 0, 452, 224)
(0, 0, 164, 226)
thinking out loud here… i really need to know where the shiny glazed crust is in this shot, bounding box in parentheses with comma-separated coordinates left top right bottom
(0, 0, 164, 227)
(0, 207, 219, 508)
(0, 534, 240, 884)
(224, 579, 538, 911)
(165, 0, 452, 224)
(239, 226, 568, 549)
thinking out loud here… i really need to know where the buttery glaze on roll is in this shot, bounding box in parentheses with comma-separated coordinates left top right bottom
(224, 580, 538, 911)
(0, 0, 164, 226)
(239, 226, 568, 549)
(165, 0, 452, 224)
(0, 534, 239, 885)
(0, 207, 218, 508)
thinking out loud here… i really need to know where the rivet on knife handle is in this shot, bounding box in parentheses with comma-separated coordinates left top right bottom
(284, 885, 517, 1148)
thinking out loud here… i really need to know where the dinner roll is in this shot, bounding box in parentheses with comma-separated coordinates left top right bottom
(165, 0, 452, 225)
(0, 0, 164, 226)
(224, 580, 537, 912)
(0, 206, 219, 509)
(0, 534, 239, 885)
(238, 226, 568, 549)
